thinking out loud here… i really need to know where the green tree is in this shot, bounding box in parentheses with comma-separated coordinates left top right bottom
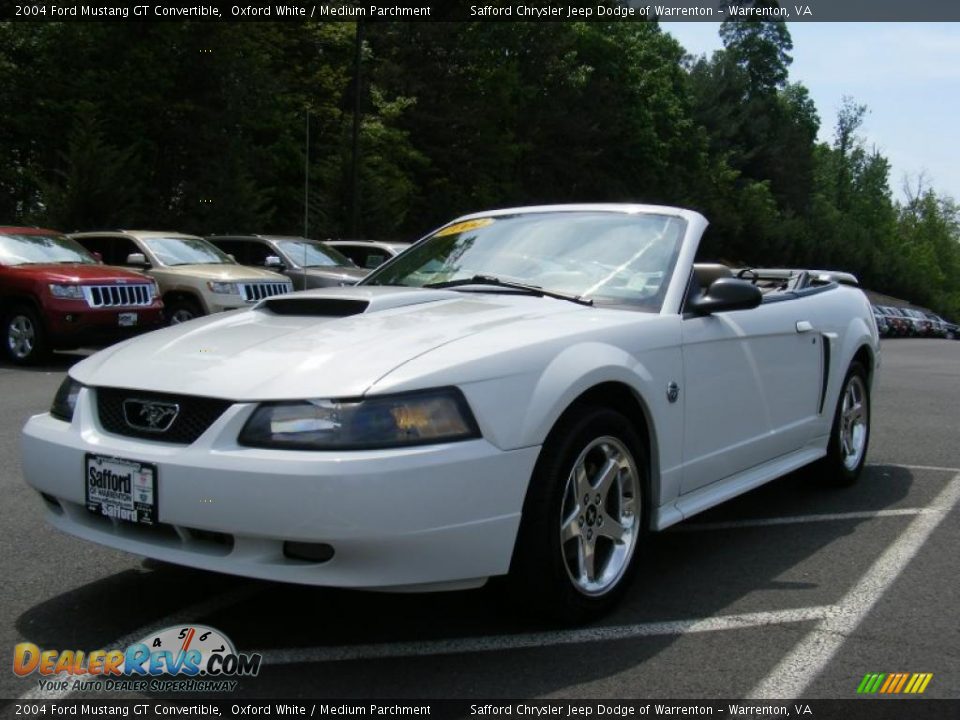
(719, 2, 793, 96)
(40, 105, 144, 230)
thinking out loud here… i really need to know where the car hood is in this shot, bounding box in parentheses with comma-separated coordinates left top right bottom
(154, 264, 288, 281)
(70, 286, 585, 400)
(6, 263, 150, 283)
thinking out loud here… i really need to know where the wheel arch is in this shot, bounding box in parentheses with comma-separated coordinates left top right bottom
(2, 293, 44, 317)
(851, 343, 875, 386)
(162, 289, 207, 316)
(532, 379, 661, 520)
(162, 289, 203, 306)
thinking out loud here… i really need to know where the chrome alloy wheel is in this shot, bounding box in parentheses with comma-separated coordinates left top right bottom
(7, 314, 35, 360)
(559, 436, 641, 596)
(840, 374, 868, 471)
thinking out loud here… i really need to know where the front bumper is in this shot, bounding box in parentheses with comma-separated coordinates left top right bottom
(44, 301, 165, 347)
(206, 296, 251, 313)
(21, 389, 539, 590)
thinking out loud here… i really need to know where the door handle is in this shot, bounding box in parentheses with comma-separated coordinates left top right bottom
(796, 320, 814, 333)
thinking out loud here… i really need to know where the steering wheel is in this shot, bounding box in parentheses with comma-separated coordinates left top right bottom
(737, 267, 758, 283)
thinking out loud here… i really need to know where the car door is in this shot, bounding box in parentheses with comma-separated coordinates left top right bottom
(680, 295, 823, 494)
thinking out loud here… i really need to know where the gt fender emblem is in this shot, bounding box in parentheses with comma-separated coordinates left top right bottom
(666, 381, 680, 404)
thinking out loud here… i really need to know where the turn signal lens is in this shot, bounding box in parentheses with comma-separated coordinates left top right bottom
(50, 377, 83, 422)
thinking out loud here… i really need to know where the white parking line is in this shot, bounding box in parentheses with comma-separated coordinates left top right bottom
(748, 472, 960, 699)
(885, 463, 960, 473)
(18, 584, 260, 701)
(675, 507, 934, 532)
(16, 462, 957, 698)
(257, 606, 832, 666)
(258, 465, 960, 668)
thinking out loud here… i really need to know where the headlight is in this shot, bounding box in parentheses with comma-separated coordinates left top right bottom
(238, 388, 480, 450)
(50, 377, 83, 422)
(48, 284, 85, 300)
(149, 280, 160, 299)
(207, 281, 240, 295)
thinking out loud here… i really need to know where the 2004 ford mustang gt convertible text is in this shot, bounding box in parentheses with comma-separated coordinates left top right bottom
(22, 205, 879, 620)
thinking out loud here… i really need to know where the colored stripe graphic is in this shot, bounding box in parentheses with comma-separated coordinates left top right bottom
(893, 673, 909, 693)
(858, 672, 932, 694)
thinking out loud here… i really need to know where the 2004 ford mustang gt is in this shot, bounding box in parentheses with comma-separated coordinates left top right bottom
(22, 205, 879, 620)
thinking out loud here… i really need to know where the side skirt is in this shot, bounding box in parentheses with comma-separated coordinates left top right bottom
(653, 445, 827, 531)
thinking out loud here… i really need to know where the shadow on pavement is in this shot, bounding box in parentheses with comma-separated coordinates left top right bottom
(13, 465, 922, 698)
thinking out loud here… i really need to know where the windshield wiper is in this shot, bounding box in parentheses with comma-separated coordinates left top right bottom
(425, 274, 593, 307)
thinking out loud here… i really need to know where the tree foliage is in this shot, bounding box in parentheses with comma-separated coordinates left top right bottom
(1, 19, 957, 318)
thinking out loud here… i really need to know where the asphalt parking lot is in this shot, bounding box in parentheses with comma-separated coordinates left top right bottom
(1, 339, 957, 702)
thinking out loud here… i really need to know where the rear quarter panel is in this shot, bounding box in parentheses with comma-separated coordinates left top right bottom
(804, 286, 879, 440)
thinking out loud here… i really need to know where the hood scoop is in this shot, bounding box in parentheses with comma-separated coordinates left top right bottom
(256, 286, 459, 317)
(261, 297, 369, 317)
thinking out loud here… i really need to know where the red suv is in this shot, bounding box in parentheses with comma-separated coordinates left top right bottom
(0, 227, 165, 364)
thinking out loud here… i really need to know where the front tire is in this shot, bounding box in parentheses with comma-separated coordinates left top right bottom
(165, 298, 203, 325)
(3, 305, 49, 365)
(821, 361, 871, 485)
(508, 406, 648, 623)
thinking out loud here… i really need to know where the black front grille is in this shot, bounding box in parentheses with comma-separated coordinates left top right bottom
(96, 388, 232, 444)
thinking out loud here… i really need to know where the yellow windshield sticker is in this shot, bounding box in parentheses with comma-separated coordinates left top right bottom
(434, 218, 495, 237)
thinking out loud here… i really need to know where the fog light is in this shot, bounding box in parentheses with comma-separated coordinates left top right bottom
(64, 314, 76, 322)
(283, 541, 335, 563)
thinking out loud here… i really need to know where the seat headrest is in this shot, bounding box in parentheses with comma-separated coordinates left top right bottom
(693, 263, 733, 289)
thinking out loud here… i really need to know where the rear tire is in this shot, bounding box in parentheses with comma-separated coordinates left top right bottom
(507, 406, 648, 623)
(3, 305, 49, 365)
(819, 361, 871, 485)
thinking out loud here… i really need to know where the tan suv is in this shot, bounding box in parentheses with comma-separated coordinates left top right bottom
(70, 231, 292, 323)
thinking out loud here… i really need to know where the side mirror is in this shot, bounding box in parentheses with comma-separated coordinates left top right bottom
(264, 255, 284, 269)
(688, 278, 762, 315)
(226, 253, 236, 262)
(90, 251, 104, 263)
(125, 252, 148, 267)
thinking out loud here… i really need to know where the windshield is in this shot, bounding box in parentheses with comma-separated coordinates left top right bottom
(143, 236, 233, 266)
(0, 233, 98, 266)
(364, 211, 686, 311)
(274, 239, 353, 268)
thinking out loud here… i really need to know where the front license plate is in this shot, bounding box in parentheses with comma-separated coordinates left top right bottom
(118, 312, 138, 327)
(85, 454, 157, 525)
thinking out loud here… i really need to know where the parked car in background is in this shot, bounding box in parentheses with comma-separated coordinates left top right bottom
(0, 226, 164, 365)
(938, 316, 954, 339)
(871, 306, 890, 337)
(876, 306, 911, 337)
(326, 240, 411, 269)
(24, 204, 879, 621)
(70, 231, 292, 324)
(900, 308, 933, 336)
(923, 312, 956, 339)
(207, 235, 367, 290)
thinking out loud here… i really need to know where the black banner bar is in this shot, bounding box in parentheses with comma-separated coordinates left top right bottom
(6, 0, 960, 23)
(3, 700, 960, 720)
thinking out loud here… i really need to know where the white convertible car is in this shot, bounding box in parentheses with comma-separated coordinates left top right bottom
(21, 205, 879, 620)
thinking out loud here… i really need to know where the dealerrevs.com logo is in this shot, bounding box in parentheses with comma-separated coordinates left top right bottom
(13, 625, 261, 693)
